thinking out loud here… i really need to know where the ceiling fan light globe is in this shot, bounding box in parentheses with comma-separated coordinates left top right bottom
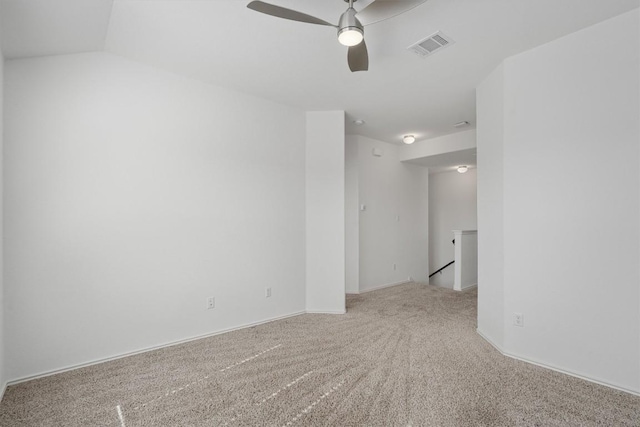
(338, 27, 364, 46)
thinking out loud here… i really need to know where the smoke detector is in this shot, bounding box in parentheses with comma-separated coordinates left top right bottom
(407, 31, 455, 58)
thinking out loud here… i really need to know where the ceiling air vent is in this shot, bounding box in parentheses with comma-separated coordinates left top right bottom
(407, 31, 455, 58)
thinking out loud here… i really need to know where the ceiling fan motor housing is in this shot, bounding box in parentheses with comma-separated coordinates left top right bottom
(337, 8, 364, 46)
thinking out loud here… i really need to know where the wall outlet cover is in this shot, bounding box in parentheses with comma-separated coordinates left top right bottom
(514, 312, 524, 327)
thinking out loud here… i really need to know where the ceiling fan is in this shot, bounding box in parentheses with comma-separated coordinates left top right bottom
(247, 0, 427, 72)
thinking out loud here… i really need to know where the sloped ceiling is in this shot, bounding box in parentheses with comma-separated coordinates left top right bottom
(1, 0, 639, 144)
(0, 0, 113, 58)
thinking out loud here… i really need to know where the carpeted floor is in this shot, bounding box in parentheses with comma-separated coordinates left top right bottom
(0, 282, 638, 426)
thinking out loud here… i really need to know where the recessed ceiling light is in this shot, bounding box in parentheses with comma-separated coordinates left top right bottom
(353, 119, 365, 126)
(402, 135, 416, 144)
(457, 165, 469, 173)
(454, 121, 470, 128)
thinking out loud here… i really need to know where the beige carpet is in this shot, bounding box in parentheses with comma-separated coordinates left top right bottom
(0, 283, 638, 426)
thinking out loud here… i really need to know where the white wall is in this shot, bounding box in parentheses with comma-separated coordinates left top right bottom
(4, 52, 307, 381)
(477, 63, 505, 350)
(0, 27, 5, 398)
(477, 9, 640, 393)
(348, 135, 429, 293)
(305, 111, 346, 313)
(399, 130, 476, 162)
(344, 139, 359, 294)
(453, 230, 478, 291)
(428, 169, 477, 288)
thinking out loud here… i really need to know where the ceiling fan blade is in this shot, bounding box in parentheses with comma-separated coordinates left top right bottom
(348, 40, 369, 72)
(354, 0, 376, 11)
(356, 0, 427, 26)
(247, 1, 337, 27)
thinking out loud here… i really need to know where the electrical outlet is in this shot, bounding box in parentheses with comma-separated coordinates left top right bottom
(265, 287, 272, 298)
(207, 297, 215, 310)
(514, 312, 524, 327)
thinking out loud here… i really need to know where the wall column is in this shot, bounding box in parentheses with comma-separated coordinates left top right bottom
(305, 111, 346, 313)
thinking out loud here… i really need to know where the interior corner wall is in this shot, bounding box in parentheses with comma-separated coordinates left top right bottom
(0, 34, 5, 398)
(476, 63, 505, 350)
(344, 136, 359, 294)
(355, 135, 429, 292)
(478, 9, 640, 393)
(428, 169, 477, 289)
(4, 52, 307, 382)
(305, 111, 346, 313)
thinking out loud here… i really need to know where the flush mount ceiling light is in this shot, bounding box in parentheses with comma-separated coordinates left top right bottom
(353, 119, 366, 125)
(454, 121, 470, 128)
(402, 135, 416, 144)
(457, 165, 469, 173)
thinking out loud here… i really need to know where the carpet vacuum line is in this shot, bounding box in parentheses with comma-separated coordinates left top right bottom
(116, 404, 126, 427)
(128, 344, 282, 411)
(282, 381, 345, 427)
(221, 370, 317, 426)
(256, 370, 315, 406)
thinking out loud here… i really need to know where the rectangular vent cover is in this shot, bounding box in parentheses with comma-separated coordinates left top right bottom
(407, 31, 455, 57)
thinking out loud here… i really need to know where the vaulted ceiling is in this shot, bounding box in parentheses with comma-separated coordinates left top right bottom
(1, 0, 638, 144)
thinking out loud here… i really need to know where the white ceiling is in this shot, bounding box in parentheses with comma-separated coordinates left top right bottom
(1, 0, 639, 145)
(0, 0, 113, 58)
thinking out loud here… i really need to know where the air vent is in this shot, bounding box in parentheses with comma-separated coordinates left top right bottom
(407, 31, 455, 58)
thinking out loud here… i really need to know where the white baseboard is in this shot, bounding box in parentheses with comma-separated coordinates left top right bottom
(0, 381, 6, 402)
(460, 283, 477, 291)
(476, 329, 503, 352)
(305, 310, 346, 314)
(358, 279, 412, 294)
(476, 329, 640, 397)
(7, 310, 307, 387)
